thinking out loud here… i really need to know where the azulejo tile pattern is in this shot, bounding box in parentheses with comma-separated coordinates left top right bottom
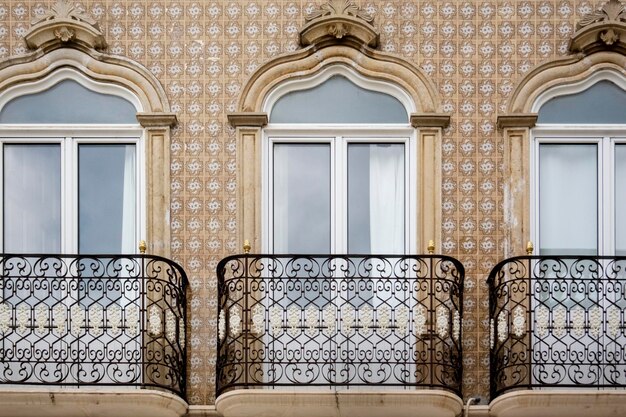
(0, 0, 608, 404)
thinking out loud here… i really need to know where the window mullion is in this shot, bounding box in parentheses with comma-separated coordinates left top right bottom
(332, 135, 342, 254)
(63, 136, 75, 254)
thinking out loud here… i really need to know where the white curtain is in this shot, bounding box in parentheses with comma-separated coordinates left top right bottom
(369, 145, 404, 254)
(121, 145, 136, 254)
(273, 145, 289, 253)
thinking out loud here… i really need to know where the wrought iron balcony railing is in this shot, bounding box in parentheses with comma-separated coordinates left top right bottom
(216, 254, 464, 397)
(489, 255, 626, 399)
(0, 254, 187, 399)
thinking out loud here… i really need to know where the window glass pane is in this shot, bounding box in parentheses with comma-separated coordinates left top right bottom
(0, 79, 137, 124)
(3, 144, 61, 252)
(538, 80, 626, 124)
(79, 144, 136, 254)
(273, 143, 330, 252)
(539, 144, 597, 255)
(348, 143, 405, 254)
(616, 144, 626, 256)
(270, 75, 407, 124)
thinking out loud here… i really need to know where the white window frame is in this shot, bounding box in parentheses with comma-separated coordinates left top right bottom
(0, 125, 145, 254)
(531, 126, 626, 256)
(263, 125, 416, 254)
(261, 65, 417, 255)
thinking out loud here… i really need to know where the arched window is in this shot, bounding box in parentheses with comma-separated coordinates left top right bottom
(531, 71, 626, 256)
(0, 69, 143, 254)
(262, 66, 415, 254)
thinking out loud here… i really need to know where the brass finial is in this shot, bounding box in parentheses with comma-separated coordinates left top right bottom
(427, 240, 435, 254)
(243, 239, 251, 254)
(139, 240, 147, 254)
(526, 241, 534, 255)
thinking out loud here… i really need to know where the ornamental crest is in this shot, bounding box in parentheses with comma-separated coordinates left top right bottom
(31, 0, 99, 28)
(305, 0, 373, 23)
(577, 0, 626, 30)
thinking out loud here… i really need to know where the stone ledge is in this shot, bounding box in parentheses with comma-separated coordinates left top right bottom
(0, 388, 188, 417)
(216, 389, 462, 417)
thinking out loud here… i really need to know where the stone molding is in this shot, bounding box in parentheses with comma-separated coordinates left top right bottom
(300, 1, 378, 48)
(569, 0, 626, 54)
(25, 0, 107, 51)
(410, 113, 451, 129)
(137, 112, 179, 128)
(496, 114, 538, 129)
(227, 112, 268, 128)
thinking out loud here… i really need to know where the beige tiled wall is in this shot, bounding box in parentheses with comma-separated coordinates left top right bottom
(0, 0, 607, 404)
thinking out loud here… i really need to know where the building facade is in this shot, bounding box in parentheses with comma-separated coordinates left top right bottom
(0, 0, 625, 416)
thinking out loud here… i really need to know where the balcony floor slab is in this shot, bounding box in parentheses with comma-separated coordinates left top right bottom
(0, 387, 188, 417)
(216, 389, 463, 417)
(490, 390, 626, 417)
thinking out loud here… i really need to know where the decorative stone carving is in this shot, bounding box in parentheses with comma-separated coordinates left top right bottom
(269, 306, 282, 335)
(53, 304, 66, 335)
(536, 306, 549, 338)
(359, 305, 373, 336)
(377, 305, 391, 337)
(251, 304, 265, 335)
(452, 310, 461, 342)
(70, 305, 83, 337)
(0, 303, 10, 333)
(570, 0, 626, 54)
(414, 305, 427, 337)
(497, 311, 508, 343)
(589, 306, 602, 338)
(553, 306, 567, 338)
(437, 306, 449, 339)
(608, 306, 621, 337)
(287, 306, 300, 337)
(149, 306, 163, 337)
(395, 306, 409, 336)
(322, 304, 336, 336)
(512, 306, 526, 338)
(108, 305, 122, 337)
(25, 0, 107, 51)
(305, 305, 318, 337)
(126, 305, 139, 337)
(571, 306, 585, 337)
(165, 310, 176, 343)
(229, 306, 242, 338)
(218, 309, 226, 341)
(341, 305, 355, 336)
(88, 305, 103, 337)
(300, 0, 379, 48)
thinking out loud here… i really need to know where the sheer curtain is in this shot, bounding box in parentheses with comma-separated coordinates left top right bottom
(369, 144, 405, 255)
(121, 145, 136, 254)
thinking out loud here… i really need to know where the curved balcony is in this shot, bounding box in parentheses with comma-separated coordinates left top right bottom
(216, 254, 464, 417)
(0, 254, 187, 417)
(489, 256, 626, 417)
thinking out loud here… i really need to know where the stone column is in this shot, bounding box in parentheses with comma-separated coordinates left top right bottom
(227, 112, 268, 253)
(411, 113, 450, 253)
(137, 112, 178, 257)
(497, 114, 538, 257)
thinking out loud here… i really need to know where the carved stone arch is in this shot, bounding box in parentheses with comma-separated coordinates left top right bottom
(0, 47, 171, 114)
(228, 1, 450, 254)
(0, 2, 177, 257)
(505, 51, 626, 115)
(236, 44, 442, 116)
